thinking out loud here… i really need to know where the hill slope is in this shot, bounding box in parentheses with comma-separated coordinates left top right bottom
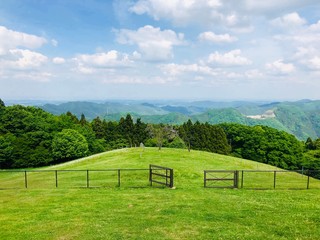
(1, 148, 320, 240)
(1, 148, 319, 189)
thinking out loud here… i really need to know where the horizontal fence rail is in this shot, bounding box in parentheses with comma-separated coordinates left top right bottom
(0, 167, 172, 189)
(204, 169, 320, 190)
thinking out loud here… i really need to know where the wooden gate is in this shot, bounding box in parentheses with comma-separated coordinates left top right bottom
(149, 164, 174, 188)
(204, 170, 239, 188)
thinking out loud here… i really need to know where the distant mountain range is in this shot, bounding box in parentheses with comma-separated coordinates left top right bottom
(40, 99, 320, 140)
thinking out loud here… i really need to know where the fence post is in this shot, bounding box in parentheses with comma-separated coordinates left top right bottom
(241, 170, 244, 188)
(55, 170, 58, 188)
(169, 168, 173, 188)
(118, 169, 121, 187)
(234, 171, 239, 188)
(24, 171, 28, 188)
(274, 171, 277, 189)
(87, 170, 89, 188)
(166, 169, 168, 186)
(204, 171, 206, 188)
(149, 165, 152, 186)
(307, 171, 310, 189)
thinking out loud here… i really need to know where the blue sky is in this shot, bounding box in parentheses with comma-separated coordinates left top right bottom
(1, 0, 320, 101)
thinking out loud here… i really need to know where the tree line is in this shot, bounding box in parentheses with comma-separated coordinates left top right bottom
(0, 101, 320, 174)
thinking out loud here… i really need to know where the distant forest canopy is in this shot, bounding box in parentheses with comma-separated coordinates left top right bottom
(39, 99, 320, 141)
(0, 100, 320, 173)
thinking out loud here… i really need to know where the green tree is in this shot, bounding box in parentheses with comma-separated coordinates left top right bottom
(92, 117, 105, 139)
(314, 138, 320, 150)
(220, 123, 304, 170)
(0, 98, 6, 111)
(179, 119, 193, 152)
(79, 113, 88, 126)
(52, 129, 88, 162)
(0, 134, 15, 168)
(118, 114, 134, 147)
(146, 124, 176, 150)
(133, 118, 148, 146)
(305, 137, 315, 150)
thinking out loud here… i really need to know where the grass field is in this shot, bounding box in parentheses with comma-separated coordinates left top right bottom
(1, 148, 320, 239)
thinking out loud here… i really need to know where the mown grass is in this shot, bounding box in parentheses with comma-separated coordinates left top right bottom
(1, 148, 320, 239)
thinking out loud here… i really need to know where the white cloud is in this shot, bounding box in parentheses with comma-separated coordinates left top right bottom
(102, 75, 144, 84)
(12, 71, 53, 82)
(0, 26, 50, 82)
(274, 19, 320, 73)
(198, 31, 237, 43)
(1, 49, 48, 69)
(271, 12, 306, 29)
(308, 57, 320, 70)
(245, 69, 264, 78)
(74, 50, 132, 68)
(129, 0, 253, 31)
(265, 59, 295, 75)
(0, 26, 47, 54)
(207, 49, 251, 66)
(75, 64, 95, 74)
(72, 50, 135, 74)
(115, 25, 184, 61)
(130, 0, 222, 24)
(243, 0, 318, 14)
(309, 20, 320, 31)
(160, 63, 217, 76)
(51, 39, 58, 47)
(274, 19, 320, 44)
(53, 57, 66, 64)
(129, 0, 317, 31)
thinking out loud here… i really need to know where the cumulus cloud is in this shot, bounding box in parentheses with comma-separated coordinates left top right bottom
(198, 31, 237, 43)
(273, 19, 320, 73)
(274, 19, 320, 44)
(0, 26, 51, 82)
(160, 63, 217, 76)
(265, 59, 295, 75)
(115, 25, 184, 61)
(130, 0, 221, 22)
(72, 50, 134, 74)
(308, 57, 320, 70)
(271, 12, 306, 29)
(207, 49, 251, 66)
(129, 0, 317, 32)
(245, 69, 264, 79)
(130, 0, 251, 31)
(0, 26, 47, 54)
(52, 57, 66, 64)
(1, 49, 48, 69)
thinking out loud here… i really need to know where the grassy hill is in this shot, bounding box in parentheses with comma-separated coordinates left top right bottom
(1, 148, 320, 239)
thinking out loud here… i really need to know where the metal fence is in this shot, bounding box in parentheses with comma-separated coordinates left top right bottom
(0, 165, 174, 189)
(204, 170, 320, 190)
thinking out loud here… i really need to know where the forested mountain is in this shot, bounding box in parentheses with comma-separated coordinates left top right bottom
(39, 99, 320, 140)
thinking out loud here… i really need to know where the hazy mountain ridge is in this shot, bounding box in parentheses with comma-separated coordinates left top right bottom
(39, 100, 320, 140)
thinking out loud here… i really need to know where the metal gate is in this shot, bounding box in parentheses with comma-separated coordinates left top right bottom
(204, 170, 239, 188)
(149, 164, 174, 188)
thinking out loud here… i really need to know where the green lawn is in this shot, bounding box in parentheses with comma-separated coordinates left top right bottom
(1, 148, 320, 239)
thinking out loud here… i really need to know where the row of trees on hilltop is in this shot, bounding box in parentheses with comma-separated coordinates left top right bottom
(1, 100, 320, 172)
(0, 102, 230, 168)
